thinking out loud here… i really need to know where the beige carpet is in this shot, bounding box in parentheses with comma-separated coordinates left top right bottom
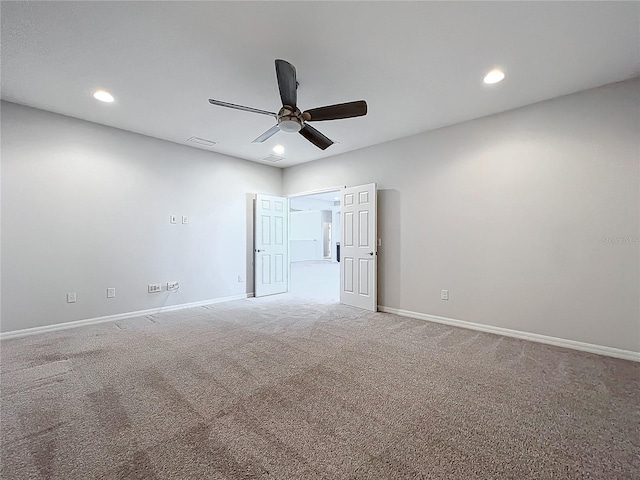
(1, 294, 639, 479)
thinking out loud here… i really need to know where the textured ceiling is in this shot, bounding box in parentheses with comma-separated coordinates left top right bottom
(2, 1, 639, 168)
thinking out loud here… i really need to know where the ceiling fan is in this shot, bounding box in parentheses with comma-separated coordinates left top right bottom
(208, 59, 367, 150)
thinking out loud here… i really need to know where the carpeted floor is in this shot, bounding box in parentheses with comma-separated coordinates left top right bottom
(1, 291, 639, 479)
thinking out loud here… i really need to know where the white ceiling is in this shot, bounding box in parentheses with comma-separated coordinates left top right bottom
(2, 2, 638, 168)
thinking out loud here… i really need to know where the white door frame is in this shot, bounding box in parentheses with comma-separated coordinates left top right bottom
(286, 186, 346, 199)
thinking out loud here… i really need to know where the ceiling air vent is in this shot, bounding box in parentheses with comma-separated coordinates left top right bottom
(187, 136, 217, 147)
(259, 154, 284, 163)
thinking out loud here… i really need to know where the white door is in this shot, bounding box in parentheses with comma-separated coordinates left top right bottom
(255, 194, 289, 297)
(340, 183, 377, 311)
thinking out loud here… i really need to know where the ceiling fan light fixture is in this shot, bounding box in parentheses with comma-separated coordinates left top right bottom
(483, 69, 505, 84)
(278, 119, 302, 133)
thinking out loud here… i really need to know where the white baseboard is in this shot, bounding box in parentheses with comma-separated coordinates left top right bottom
(0, 293, 254, 340)
(378, 306, 640, 362)
(4, 298, 636, 362)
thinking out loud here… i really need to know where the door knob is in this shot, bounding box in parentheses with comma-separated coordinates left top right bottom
(256, 249, 263, 252)
(368, 252, 374, 256)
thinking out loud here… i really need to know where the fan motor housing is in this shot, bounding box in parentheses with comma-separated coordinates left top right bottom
(277, 106, 303, 133)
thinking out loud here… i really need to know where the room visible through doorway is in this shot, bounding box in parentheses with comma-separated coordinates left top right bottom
(289, 190, 341, 301)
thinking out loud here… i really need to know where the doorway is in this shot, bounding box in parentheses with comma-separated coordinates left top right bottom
(289, 189, 341, 301)
(255, 183, 377, 310)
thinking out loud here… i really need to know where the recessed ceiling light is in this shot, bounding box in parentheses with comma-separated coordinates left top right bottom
(483, 69, 505, 84)
(93, 90, 114, 103)
(273, 144, 285, 155)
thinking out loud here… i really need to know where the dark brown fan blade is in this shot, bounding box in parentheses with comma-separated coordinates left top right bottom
(208, 99, 277, 117)
(275, 59, 297, 108)
(252, 124, 280, 143)
(299, 124, 333, 150)
(303, 100, 367, 122)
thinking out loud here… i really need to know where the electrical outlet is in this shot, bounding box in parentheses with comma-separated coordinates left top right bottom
(182, 215, 188, 224)
(107, 287, 116, 298)
(441, 289, 449, 301)
(148, 283, 162, 293)
(167, 281, 179, 291)
(67, 292, 77, 303)
(237, 275, 243, 283)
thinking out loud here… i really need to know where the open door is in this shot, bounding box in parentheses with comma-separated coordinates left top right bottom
(340, 183, 377, 311)
(255, 194, 289, 297)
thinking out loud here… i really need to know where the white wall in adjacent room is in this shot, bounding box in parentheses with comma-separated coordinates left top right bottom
(283, 78, 640, 352)
(1, 102, 282, 332)
(290, 211, 323, 262)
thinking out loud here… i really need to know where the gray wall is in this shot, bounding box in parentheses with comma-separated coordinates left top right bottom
(284, 78, 640, 352)
(1, 102, 282, 332)
(3, 79, 639, 352)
